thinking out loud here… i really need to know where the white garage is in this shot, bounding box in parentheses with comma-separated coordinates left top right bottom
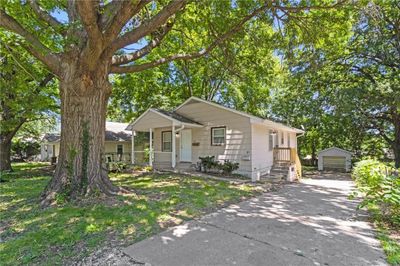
(318, 147, 352, 172)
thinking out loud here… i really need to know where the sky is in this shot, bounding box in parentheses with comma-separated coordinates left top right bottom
(51, 9, 147, 52)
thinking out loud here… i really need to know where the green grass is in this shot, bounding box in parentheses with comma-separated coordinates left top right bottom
(368, 204, 400, 265)
(0, 162, 260, 265)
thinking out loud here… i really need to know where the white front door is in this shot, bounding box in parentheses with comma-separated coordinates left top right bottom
(180, 129, 192, 162)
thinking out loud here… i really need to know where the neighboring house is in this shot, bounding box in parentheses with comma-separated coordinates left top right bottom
(127, 97, 304, 179)
(41, 122, 132, 163)
(317, 147, 352, 172)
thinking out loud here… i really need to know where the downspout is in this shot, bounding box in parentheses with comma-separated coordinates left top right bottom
(175, 125, 185, 133)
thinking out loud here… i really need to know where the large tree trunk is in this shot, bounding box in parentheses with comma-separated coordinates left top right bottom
(0, 136, 12, 172)
(41, 63, 118, 206)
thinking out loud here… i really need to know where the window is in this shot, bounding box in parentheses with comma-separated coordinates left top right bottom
(211, 127, 225, 145)
(162, 131, 172, 152)
(268, 130, 274, 151)
(287, 133, 291, 147)
(281, 132, 284, 145)
(117, 144, 123, 154)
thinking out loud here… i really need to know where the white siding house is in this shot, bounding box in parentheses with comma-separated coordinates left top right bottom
(127, 97, 304, 179)
(318, 147, 352, 172)
(41, 122, 132, 163)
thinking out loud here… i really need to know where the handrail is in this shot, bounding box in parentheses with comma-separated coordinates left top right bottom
(273, 147, 302, 179)
(273, 147, 291, 162)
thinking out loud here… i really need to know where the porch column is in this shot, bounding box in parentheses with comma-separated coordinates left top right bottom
(149, 128, 153, 167)
(171, 122, 176, 168)
(131, 130, 135, 164)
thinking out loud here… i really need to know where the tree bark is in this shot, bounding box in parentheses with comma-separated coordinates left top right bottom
(41, 63, 118, 206)
(0, 136, 12, 172)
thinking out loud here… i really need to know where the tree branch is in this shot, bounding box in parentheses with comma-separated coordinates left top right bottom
(102, 0, 150, 41)
(272, 0, 347, 12)
(28, 0, 65, 35)
(0, 9, 61, 75)
(111, 20, 174, 65)
(110, 2, 270, 73)
(108, 0, 185, 53)
(76, 0, 102, 44)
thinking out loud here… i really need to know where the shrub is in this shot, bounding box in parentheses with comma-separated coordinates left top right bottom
(218, 160, 239, 174)
(198, 156, 239, 175)
(109, 162, 128, 173)
(352, 159, 399, 226)
(199, 156, 218, 172)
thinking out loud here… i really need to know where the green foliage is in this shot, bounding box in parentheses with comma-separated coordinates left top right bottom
(218, 160, 240, 175)
(352, 159, 399, 225)
(199, 156, 218, 172)
(0, 162, 259, 265)
(368, 204, 400, 265)
(199, 156, 239, 175)
(11, 138, 40, 160)
(0, 41, 58, 137)
(108, 162, 128, 173)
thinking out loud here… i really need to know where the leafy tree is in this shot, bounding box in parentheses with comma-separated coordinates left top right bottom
(0, 0, 347, 205)
(0, 43, 57, 171)
(272, 1, 399, 167)
(108, 17, 278, 120)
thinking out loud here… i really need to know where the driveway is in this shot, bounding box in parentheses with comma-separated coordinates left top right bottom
(123, 173, 387, 266)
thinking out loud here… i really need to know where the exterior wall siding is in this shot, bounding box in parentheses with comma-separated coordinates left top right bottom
(176, 102, 253, 176)
(251, 125, 299, 177)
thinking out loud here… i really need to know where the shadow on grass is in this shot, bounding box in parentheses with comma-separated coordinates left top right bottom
(0, 165, 258, 265)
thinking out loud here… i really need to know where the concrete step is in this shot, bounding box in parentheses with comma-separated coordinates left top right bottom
(271, 167, 289, 173)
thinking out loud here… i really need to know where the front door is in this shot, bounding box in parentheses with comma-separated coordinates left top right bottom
(180, 129, 192, 162)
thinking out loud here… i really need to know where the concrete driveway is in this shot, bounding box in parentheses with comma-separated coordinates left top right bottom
(123, 173, 387, 266)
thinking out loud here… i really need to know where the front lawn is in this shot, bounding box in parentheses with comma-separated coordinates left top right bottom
(0, 162, 260, 265)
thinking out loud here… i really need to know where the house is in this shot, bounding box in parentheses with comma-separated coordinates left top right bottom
(318, 147, 352, 172)
(41, 122, 132, 163)
(127, 97, 304, 179)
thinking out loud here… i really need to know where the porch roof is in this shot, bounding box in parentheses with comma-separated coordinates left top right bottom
(126, 108, 203, 131)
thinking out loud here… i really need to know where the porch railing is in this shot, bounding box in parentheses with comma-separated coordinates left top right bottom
(104, 152, 131, 163)
(273, 147, 302, 179)
(273, 147, 292, 162)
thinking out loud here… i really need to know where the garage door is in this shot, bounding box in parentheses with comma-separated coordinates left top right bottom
(323, 156, 346, 170)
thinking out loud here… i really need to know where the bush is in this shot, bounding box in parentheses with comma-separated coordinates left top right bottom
(198, 156, 239, 175)
(199, 156, 218, 172)
(352, 159, 400, 225)
(218, 160, 239, 175)
(108, 162, 128, 173)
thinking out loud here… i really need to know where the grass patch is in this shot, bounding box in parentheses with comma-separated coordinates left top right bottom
(0, 162, 260, 265)
(368, 204, 400, 265)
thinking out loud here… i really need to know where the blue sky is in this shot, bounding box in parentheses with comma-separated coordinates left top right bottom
(51, 10, 146, 52)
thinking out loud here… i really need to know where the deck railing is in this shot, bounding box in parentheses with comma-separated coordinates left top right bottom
(273, 147, 292, 162)
(273, 147, 302, 179)
(103, 152, 131, 163)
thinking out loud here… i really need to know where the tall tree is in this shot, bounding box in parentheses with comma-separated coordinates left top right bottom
(272, 0, 399, 166)
(0, 43, 56, 171)
(0, 0, 346, 205)
(108, 17, 278, 120)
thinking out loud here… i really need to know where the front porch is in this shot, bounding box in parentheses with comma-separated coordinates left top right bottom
(126, 108, 203, 169)
(271, 147, 302, 179)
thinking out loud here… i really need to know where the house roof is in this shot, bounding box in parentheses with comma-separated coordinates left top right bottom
(42, 133, 60, 143)
(42, 122, 131, 143)
(175, 96, 304, 133)
(154, 109, 202, 125)
(318, 147, 353, 155)
(125, 108, 203, 131)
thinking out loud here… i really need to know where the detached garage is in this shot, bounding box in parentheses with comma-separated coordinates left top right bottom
(318, 147, 352, 172)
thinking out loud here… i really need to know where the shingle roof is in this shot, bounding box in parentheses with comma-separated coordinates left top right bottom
(42, 122, 131, 143)
(42, 133, 60, 143)
(154, 109, 202, 125)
